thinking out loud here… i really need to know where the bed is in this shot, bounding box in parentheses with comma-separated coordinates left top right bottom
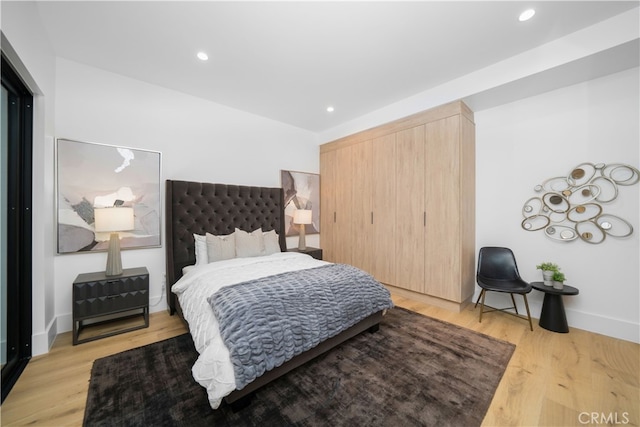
(165, 179, 393, 409)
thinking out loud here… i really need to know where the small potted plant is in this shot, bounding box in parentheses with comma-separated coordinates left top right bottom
(536, 262, 559, 286)
(552, 271, 566, 290)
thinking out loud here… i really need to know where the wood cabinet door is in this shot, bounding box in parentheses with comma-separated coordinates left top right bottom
(459, 115, 477, 303)
(372, 133, 396, 284)
(424, 116, 461, 300)
(333, 146, 353, 265)
(320, 150, 336, 262)
(395, 126, 425, 293)
(351, 140, 374, 274)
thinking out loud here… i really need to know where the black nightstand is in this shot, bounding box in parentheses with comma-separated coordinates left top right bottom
(72, 267, 149, 345)
(288, 247, 323, 260)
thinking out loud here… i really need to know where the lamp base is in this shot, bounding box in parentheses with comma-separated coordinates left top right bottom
(298, 226, 306, 251)
(105, 233, 123, 276)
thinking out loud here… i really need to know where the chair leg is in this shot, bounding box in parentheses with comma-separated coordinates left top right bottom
(522, 294, 533, 331)
(474, 290, 483, 308)
(478, 289, 487, 324)
(510, 294, 519, 315)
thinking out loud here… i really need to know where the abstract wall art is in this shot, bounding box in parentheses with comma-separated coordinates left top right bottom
(280, 170, 320, 237)
(56, 138, 161, 254)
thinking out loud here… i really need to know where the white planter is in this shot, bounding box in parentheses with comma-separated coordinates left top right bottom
(542, 270, 554, 286)
(552, 281, 564, 290)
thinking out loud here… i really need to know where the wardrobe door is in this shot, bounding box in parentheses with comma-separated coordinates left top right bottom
(372, 134, 396, 284)
(333, 146, 353, 265)
(424, 116, 460, 300)
(395, 126, 425, 293)
(459, 114, 476, 303)
(320, 150, 336, 262)
(351, 141, 373, 274)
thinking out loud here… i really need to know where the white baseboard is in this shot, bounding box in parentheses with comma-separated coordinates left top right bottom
(476, 291, 640, 343)
(32, 316, 57, 357)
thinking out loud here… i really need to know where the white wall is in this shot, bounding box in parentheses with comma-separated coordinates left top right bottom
(1, 1, 57, 356)
(52, 59, 320, 339)
(475, 68, 639, 343)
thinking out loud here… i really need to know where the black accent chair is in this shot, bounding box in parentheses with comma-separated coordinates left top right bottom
(475, 247, 533, 331)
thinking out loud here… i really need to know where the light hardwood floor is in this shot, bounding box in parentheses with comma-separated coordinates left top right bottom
(1, 295, 638, 426)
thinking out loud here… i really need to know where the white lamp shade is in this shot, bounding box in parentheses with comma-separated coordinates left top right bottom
(94, 207, 135, 232)
(293, 209, 312, 225)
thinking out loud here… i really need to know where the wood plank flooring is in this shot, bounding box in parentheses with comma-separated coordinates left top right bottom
(1, 295, 638, 426)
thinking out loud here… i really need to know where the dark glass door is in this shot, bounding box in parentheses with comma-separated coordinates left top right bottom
(1, 54, 33, 403)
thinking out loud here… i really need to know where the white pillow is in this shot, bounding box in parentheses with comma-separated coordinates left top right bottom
(182, 265, 196, 275)
(193, 234, 207, 266)
(235, 228, 265, 258)
(262, 229, 281, 255)
(206, 232, 236, 262)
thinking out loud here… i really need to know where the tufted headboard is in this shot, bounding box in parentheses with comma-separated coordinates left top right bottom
(165, 179, 287, 315)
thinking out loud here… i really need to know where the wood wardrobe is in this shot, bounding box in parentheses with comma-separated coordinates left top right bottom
(320, 100, 475, 312)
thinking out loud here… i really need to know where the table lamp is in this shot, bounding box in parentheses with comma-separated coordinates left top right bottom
(293, 209, 312, 250)
(94, 206, 134, 276)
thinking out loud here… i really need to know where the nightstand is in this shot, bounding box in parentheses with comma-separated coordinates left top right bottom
(288, 247, 323, 260)
(72, 267, 149, 345)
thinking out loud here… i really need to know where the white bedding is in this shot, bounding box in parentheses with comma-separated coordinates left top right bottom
(171, 251, 329, 409)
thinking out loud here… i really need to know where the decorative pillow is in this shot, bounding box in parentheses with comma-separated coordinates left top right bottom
(193, 234, 208, 266)
(206, 232, 236, 262)
(262, 229, 281, 255)
(235, 228, 265, 258)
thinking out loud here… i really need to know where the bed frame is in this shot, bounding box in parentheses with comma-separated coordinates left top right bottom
(165, 179, 382, 408)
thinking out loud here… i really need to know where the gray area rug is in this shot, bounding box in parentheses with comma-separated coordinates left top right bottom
(84, 307, 514, 426)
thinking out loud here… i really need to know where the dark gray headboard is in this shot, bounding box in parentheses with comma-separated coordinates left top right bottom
(165, 180, 287, 314)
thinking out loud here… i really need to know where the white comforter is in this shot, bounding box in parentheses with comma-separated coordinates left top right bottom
(171, 251, 329, 409)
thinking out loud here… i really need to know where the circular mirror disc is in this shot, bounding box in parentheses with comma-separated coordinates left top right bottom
(582, 232, 593, 240)
(571, 168, 585, 179)
(562, 190, 572, 197)
(560, 230, 575, 239)
(600, 221, 612, 230)
(576, 205, 586, 213)
(549, 195, 563, 205)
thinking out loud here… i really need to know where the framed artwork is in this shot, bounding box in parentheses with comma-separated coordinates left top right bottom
(56, 138, 162, 254)
(280, 170, 320, 236)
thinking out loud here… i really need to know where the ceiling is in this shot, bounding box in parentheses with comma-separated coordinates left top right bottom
(35, 1, 639, 132)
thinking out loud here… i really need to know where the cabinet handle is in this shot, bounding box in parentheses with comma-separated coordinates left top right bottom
(107, 294, 122, 299)
(334, 212, 336, 223)
(424, 212, 426, 226)
(371, 212, 374, 224)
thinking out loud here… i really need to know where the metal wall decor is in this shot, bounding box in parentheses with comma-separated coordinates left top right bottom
(521, 162, 639, 244)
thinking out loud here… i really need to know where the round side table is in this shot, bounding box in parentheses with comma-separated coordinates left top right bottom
(531, 282, 579, 333)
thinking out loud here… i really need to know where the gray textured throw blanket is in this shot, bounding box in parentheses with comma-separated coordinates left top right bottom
(208, 263, 393, 390)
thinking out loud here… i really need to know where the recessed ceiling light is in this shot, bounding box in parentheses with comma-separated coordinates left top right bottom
(519, 9, 535, 22)
(326, 106, 334, 113)
(197, 52, 209, 61)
